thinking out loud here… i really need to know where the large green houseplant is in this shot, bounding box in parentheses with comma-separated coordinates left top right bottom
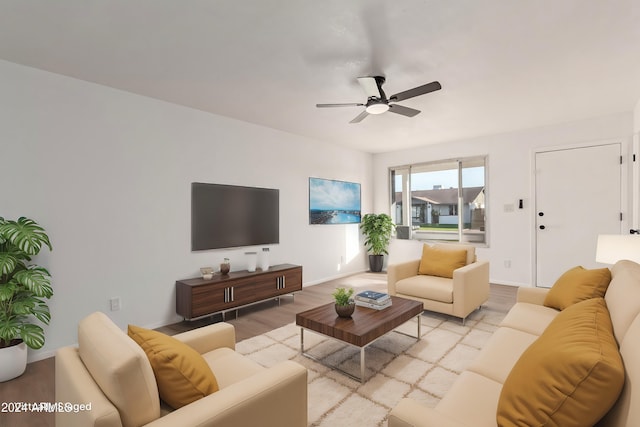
(0, 217, 53, 351)
(360, 213, 395, 272)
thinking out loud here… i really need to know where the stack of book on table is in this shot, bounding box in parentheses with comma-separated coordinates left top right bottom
(355, 290, 392, 310)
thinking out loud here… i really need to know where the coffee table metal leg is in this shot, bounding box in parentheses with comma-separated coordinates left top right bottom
(300, 327, 304, 353)
(417, 314, 421, 339)
(360, 347, 365, 382)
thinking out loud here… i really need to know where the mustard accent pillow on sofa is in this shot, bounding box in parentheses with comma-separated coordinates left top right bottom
(497, 298, 624, 427)
(128, 325, 219, 409)
(543, 266, 612, 310)
(418, 244, 468, 278)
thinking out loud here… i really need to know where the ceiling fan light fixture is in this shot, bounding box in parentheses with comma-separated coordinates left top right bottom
(365, 102, 389, 115)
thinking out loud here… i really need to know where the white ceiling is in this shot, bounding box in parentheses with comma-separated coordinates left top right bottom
(1, 1, 639, 153)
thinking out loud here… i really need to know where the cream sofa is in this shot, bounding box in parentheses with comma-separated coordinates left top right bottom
(389, 260, 640, 427)
(387, 243, 490, 323)
(55, 312, 307, 427)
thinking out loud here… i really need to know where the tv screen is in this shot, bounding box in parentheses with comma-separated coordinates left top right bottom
(191, 183, 279, 251)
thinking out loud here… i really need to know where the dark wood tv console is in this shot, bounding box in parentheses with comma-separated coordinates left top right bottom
(176, 264, 302, 320)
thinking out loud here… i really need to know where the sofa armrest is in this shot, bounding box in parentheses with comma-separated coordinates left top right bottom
(452, 260, 490, 318)
(55, 346, 126, 427)
(389, 399, 468, 427)
(145, 360, 308, 427)
(516, 287, 549, 305)
(388, 260, 421, 295)
(173, 322, 236, 354)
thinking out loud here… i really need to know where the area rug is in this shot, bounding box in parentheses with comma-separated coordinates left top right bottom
(236, 303, 507, 426)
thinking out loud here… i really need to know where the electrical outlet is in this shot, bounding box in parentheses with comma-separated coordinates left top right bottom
(109, 297, 121, 311)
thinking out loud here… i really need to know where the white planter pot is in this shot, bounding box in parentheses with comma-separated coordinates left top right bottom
(0, 341, 27, 382)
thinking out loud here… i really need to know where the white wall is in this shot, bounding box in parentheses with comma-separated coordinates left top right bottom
(0, 60, 372, 361)
(373, 113, 634, 287)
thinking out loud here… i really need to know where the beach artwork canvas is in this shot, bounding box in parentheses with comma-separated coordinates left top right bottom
(309, 177, 361, 224)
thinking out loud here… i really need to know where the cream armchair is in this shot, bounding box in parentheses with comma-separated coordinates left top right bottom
(55, 312, 307, 427)
(387, 243, 489, 323)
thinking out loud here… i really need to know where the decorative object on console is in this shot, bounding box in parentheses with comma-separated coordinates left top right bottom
(220, 258, 230, 275)
(332, 287, 355, 317)
(245, 252, 257, 272)
(360, 213, 395, 272)
(200, 267, 214, 280)
(0, 216, 53, 382)
(259, 247, 270, 271)
(309, 177, 361, 225)
(596, 234, 640, 264)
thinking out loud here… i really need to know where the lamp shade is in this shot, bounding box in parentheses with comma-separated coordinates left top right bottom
(595, 235, 640, 265)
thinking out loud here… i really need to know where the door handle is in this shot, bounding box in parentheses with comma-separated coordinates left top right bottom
(538, 212, 544, 216)
(539, 225, 546, 230)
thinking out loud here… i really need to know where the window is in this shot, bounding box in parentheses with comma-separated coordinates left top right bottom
(390, 156, 487, 244)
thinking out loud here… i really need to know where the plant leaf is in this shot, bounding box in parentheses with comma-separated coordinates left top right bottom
(0, 217, 52, 256)
(19, 323, 45, 350)
(31, 301, 51, 325)
(0, 321, 19, 345)
(0, 280, 18, 301)
(12, 297, 36, 315)
(0, 252, 18, 276)
(14, 267, 53, 298)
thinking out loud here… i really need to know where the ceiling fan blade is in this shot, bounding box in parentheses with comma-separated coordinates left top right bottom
(349, 110, 369, 123)
(357, 77, 382, 99)
(388, 104, 421, 117)
(316, 103, 364, 108)
(389, 81, 441, 102)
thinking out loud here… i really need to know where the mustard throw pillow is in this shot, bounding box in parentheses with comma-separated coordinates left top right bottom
(497, 298, 624, 427)
(128, 325, 219, 409)
(543, 265, 612, 310)
(418, 244, 468, 278)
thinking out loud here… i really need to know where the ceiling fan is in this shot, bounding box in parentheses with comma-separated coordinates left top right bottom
(316, 76, 441, 123)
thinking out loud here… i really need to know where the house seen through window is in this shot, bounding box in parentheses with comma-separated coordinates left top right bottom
(390, 156, 486, 244)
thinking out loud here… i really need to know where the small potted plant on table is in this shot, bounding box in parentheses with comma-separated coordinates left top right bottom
(332, 287, 355, 318)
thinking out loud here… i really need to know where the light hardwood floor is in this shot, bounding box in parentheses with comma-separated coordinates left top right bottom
(0, 272, 517, 427)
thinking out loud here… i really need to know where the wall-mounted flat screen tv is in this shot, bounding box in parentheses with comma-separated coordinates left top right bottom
(191, 182, 279, 251)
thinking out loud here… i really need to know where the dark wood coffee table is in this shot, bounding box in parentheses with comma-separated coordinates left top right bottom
(296, 296, 423, 382)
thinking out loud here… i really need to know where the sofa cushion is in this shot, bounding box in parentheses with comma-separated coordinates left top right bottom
(396, 275, 454, 303)
(128, 325, 219, 409)
(465, 327, 538, 384)
(497, 298, 624, 427)
(202, 346, 265, 388)
(437, 371, 503, 427)
(499, 302, 558, 336)
(418, 244, 468, 278)
(543, 265, 611, 310)
(78, 312, 160, 427)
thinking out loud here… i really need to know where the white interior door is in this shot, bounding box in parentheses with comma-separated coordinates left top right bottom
(535, 144, 622, 287)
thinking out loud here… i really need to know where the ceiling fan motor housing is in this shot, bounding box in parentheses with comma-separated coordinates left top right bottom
(365, 99, 390, 114)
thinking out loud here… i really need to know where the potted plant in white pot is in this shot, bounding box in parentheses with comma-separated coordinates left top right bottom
(360, 213, 395, 272)
(0, 217, 53, 382)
